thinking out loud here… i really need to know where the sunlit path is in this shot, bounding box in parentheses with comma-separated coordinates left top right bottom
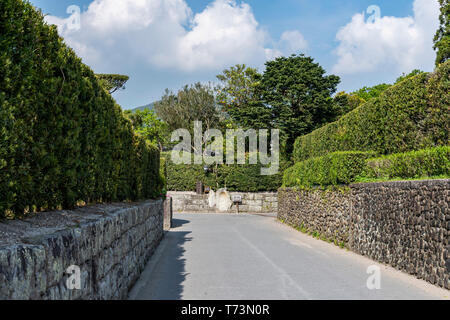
(129, 213, 449, 300)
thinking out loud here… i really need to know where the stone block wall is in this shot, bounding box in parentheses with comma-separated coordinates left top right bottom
(168, 191, 278, 213)
(0, 200, 164, 300)
(278, 179, 450, 290)
(350, 180, 449, 289)
(164, 197, 173, 231)
(278, 188, 352, 245)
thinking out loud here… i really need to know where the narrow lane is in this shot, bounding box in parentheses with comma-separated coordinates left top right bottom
(129, 213, 449, 300)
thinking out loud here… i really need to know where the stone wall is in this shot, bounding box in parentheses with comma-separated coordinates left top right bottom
(278, 179, 450, 290)
(163, 197, 173, 231)
(169, 191, 278, 213)
(0, 200, 164, 300)
(278, 187, 352, 245)
(351, 180, 449, 289)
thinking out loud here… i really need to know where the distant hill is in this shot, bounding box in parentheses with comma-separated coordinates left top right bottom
(130, 102, 156, 113)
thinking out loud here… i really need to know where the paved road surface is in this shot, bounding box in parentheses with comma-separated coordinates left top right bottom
(129, 213, 449, 300)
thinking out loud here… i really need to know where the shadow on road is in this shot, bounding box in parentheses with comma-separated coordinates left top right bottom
(171, 218, 190, 229)
(132, 229, 192, 300)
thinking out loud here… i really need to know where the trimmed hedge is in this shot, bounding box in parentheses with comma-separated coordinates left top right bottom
(163, 153, 290, 192)
(283, 147, 450, 188)
(0, 0, 162, 218)
(293, 61, 450, 162)
(283, 152, 377, 188)
(364, 146, 450, 180)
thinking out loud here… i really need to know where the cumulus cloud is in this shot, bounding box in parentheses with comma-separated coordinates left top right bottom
(265, 30, 308, 60)
(44, 0, 305, 72)
(332, 0, 439, 75)
(279, 30, 308, 53)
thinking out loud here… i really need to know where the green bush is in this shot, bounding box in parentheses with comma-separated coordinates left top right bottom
(294, 62, 450, 162)
(163, 153, 290, 192)
(165, 162, 218, 191)
(0, 0, 162, 219)
(363, 146, 450, 180)
(283, 152, 376, 188)
(284, 148, 450, 188)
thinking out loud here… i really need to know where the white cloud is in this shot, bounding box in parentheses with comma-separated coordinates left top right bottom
(264, 30, 308, 60)
(44, 0, 305, 72)
(332, 0, 439, 75)
(176, 0, 268, 70)
(279, 30, 308, 53)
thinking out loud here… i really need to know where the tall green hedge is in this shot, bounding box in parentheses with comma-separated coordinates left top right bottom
(283, 151, 377, 188)
(0, 0, 162, 219)
(163, 153, 290, 192)
(283, 147, 449, 188)
(293, 61, 450, 162)
(364, 146, 450, 180)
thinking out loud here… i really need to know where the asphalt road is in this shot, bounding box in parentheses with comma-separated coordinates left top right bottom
(129, 213, 449, 300)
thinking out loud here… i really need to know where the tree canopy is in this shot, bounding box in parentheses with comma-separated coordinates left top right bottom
(154, 83, 227, 152)
(333, 92, 365, 118)
(216, 64, 272, 130)
(96, 74, 130, 94)
(260, 54, 340, 155)
(394, 69, 424, 84)
(434, 0, 450, 66)
(351, 83, 392, 102)
(124, 109, 169, 151)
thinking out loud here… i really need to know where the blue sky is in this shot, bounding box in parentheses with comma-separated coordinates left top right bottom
(30, 0, 439, 110)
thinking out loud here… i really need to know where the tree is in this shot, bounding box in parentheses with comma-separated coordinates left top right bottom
(333, 92, 365, 118)
(434, 0, 450, 66)
(395, 69, 424, 84)
(96, 74, 129, 94)
(124, 109, 169, 151)
(352, 83, 391, 101)
(260, 54, 340, 156)
(154, 83, 225, 151)
(216, 64, 272, 129)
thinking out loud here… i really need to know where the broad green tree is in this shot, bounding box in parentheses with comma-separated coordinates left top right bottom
(96, 74, 129, 94)
(352, 83, 391, 101)
(260, 54, 340, 155)
(154, 83, 225, 151)
(216, 64, 272, 130)
(333, 92, 365, 118)
(394, 69, 424, 84)
(124, 109, 169, 151)
(434, 0, 450, 66)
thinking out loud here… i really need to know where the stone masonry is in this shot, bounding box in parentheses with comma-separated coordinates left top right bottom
(0, 200, 164, 300)
(169, 191, 278, 213)
(278, 179, 450, 290)
(278, 187, 352, 245)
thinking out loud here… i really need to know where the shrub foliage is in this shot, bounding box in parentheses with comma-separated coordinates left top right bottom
(364, 147, 450, 180)
(283, 147, 449, 188)
(283, 152, 377, 188)
(163, 153, 290, 192)
(0, 0, 162, 218)
(293, 62, 450, 162)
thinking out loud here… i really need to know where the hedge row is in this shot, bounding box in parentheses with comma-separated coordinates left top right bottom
(162, 153, 290, 192)
(293, 61, 450, 162)
(283, 152, 377, 188)
(0, 0, 162, 218)
(364, 146, 450, 180)
(283, 147, 450, 188)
